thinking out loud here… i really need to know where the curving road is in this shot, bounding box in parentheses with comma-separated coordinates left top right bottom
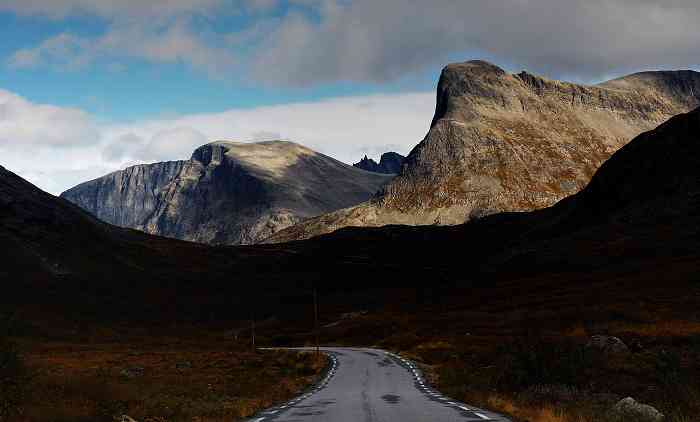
(250, 347, 510, 422)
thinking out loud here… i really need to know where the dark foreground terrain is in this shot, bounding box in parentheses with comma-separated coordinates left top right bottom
(2, 109, 700, 420)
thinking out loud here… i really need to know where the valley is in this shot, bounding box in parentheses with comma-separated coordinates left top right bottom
(2, 105, 699, 421)
(0, 27, 698, 420)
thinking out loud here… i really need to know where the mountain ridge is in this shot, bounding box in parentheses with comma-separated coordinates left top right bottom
(61, 140, 392, 245)
(265, 60, 700, 243)
(353, 152, 406, 174)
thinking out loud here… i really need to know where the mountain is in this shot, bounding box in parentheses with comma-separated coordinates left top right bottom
(541, 106, 700, 228)
(3, 108, 700, 323)
(289, 107, 700, 281)
(61, 140, 393, 245)
(265, 61, 700, 243)
(0, 164, 242, 283)
(0, 161, 413, 322)
(6, 111, 699, 422)
(353, 152, 406, 174)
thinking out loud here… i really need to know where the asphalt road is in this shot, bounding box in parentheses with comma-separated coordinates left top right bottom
(250, 347, 510, 422)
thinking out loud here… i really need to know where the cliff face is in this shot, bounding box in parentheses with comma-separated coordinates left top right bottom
(353, 152, 406, 174)
(62, 161, 187, 229)
(265, 61, 700, 243)
(62, 140, 392, 245)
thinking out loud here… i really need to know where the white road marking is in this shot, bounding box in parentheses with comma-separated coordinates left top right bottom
(262, 349, 500, 422)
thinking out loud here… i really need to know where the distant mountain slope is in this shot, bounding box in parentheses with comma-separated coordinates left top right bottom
(266, 60, 700, 243)
(0, 165, 233, 284)
(3, 109, 700, 323)
(62, 140, 392, 245)
(353, 152, 406, 174)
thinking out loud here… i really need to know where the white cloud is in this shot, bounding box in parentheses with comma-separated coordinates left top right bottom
(135, 127, 208, 161)
(252, 0, 700, 85)
(103, 92, 435, 164)
(0, 89, 98, 147)
(1, 87, 435, 195)
(7, 0, 700, 84)
(0, 0, 226, 20)
(9, 20, 237, 75)
(2, 1, 258, 76)
(101, 133, 142, 161)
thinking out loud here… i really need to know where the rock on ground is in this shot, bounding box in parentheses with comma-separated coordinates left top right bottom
(586, 335, 630, 354)
(613, 397, 664, 421)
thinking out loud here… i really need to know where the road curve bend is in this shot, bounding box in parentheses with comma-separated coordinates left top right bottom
(250, 347, 510, 422)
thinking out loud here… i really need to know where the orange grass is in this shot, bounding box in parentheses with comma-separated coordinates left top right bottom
(12, 339, 326, 422)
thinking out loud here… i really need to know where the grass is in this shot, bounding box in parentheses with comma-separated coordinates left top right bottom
(0, 314, 25, 421)
(4, 280, 699, 422)
(608, 320, 700, 338)
(0, 336, 24, 420)
(7, 332, 326, 422)
(398, 331, 700, 422)
(300, 296, 700, 422)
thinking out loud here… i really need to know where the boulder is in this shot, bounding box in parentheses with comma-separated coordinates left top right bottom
(586, 335, 630, 354)
(613, 397, 664, 421)
(175, 361, 193, 371)
(120, 366, 145, 378)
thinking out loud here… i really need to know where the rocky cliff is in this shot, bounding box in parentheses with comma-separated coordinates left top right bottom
(62, 140, 392, 245)
(61, 160, 187, 229)
(353, 152, 406, 174)
(265, 60, 700, 243)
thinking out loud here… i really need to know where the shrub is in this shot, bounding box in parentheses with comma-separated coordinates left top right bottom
(495, 337, 594, 391)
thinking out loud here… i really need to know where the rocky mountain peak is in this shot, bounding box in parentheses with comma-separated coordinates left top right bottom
(191, 142, 227, 167)
(193, 140, 320, 180)
(443, 60, 508, 77)
(353, 152, 406, 175)
(62, 140, 392, 245)
(515, 70, 552, 92)
(431, 60, 510, 127)
(266, 61, 700, 244)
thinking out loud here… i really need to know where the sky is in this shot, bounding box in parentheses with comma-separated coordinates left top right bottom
(0, 0, 699, 194)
